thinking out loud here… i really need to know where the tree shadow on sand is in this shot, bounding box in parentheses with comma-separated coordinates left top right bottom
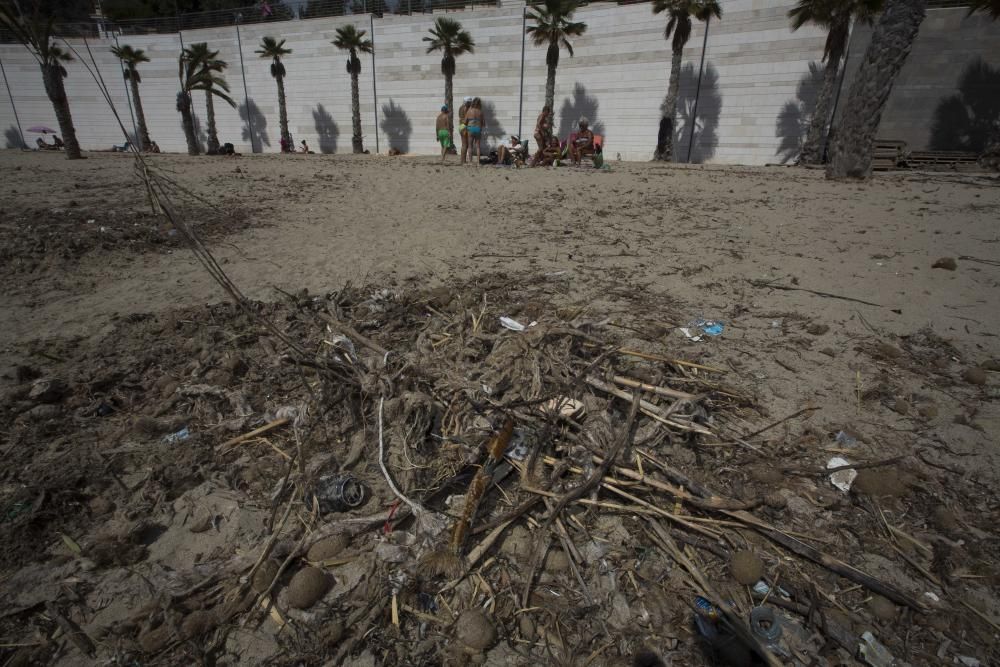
(775, 62, 823, 164)
(312, 104, 340, 153)
(675, 62, 721, 164)
(380, 99, 412, 154)
(929, 58, 1000, 153)
(481, 100, 506, 147)
(557, 82, 605, 140)
(5, 125, 27, 149)
(240, 98, 270, 152)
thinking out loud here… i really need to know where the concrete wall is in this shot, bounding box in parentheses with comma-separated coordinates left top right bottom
(0, 2, 993, 163)
(840, 8, 1000, 153)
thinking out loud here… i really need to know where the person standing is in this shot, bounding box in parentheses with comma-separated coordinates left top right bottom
(458, 95, 472, 164)
(436, 105, 452, 163)
(532, 105, 552, 164)
(465, 97, 484, 167)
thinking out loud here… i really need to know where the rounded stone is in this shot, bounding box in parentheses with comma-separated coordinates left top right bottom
(287, 566, 331, 609)
(963, 367, 987, 385)
(307, 534, 350, 562)
(456, 609, 497, 651)
(869, 595, 897, 621)
(731, 550, 764, 585)
(180, 609, 216, 639)
(252, 559, 280, 594)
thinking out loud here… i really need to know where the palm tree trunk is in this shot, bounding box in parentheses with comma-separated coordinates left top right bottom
(445, 71, 454, 146)
(129, 75, 152, 151)
(545, 64, 556, 114)
(656, 47, 683, 162)
(205, 91, 220, 153)
(276, 75, 290, 149)
(982, 125, 999, 171)
(800, 18, 848, 165)
(351, 71, 363, 153)
(826, 0, 926, 179)
(41, 64, 82, 159)
(178, 91, 200, 155)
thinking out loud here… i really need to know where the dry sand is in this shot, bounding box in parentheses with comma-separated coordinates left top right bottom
(4, 151, 999, 463)
(1, 150, 999, 665)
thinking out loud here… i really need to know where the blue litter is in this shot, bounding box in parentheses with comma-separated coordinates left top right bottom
(162, 427, 190, 444)
(693, 319, 725, 336)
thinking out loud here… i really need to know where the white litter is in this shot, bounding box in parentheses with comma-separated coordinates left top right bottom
(679, 327, 702, 342)
(827, 457, 857, 492)
(499, 316, 536, 332)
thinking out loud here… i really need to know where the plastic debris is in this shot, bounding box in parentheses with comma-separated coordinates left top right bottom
(860, 631, 895, 667)
(504, 429, 532, 462)
(313, 474, 366, 513)
(827, 457, 857, 492)
(693, 319, 724, 336)
(750, 606, 782, 647)
(162, 426, 190, 444)
(835, 430, 858, 447)
(678, 327, 703, 342)
(956, 656, 981, 667)
(499, 316, 537, 332)
(924, 591, 940, 602)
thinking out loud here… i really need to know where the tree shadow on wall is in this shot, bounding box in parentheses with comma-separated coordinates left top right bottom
(929, 58, 1000, 153)
(312, 104, 340, 153)
(775, 61, 823, 164)
(380, 99, 412, 153)
(240, 98, 270, 152)
(675, 62, 721, 164)
(5, 125, 27, 149)
(557, 82, 605, 140)
(481, 100, 506, 146)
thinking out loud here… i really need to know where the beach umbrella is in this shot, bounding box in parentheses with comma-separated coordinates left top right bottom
(27, 125, 58, 133)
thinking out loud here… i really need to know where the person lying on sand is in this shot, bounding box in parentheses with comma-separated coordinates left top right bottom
(36, 137, 54, 150)
(436, 105, 451, 163)
(569, 118, 594, 166)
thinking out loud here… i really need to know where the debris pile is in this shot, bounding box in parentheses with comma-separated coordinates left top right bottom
(0, 273, 997, 666)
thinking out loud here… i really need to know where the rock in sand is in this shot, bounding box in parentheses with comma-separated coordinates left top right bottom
(252, 559, 280, 594)
(307, 534, 350, 562)
(287, 566, 331, 609)
(456, 609, 497, 651)
(931, 257, 957, 270)
(962, 367, 987, 386)
(868, 595, 897, 621)
(730, 550, 764, 585)
(806, 323, 830, 336)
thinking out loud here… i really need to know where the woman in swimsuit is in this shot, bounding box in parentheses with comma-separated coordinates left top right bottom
(532, 105, 552, 165)
(465, 97, 484, 167)
(458, 96, 472, 164)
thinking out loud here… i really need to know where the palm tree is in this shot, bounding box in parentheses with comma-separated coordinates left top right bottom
(177, 48, 236, 156)
(184, 43, 229, 154)
(968, 0, 1000, 19)
(651, 0, 721, 161)
(0, 6, 83, 159)
(788, 0, 881, 165)
(111, 44, 153, 152)
(255, 36, 293, 152)
(333, 25, 373, 154)
(825, 0, 927, 178)
(526, 0, 587, 114)
(423, 18, 475, 148)
(967, 0, 1000, 169)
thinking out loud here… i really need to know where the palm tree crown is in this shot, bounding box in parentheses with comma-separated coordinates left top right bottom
(423, 17, 475, 76)
(967, 0, 1000, 19)
(652, 0, 722, 53)
(789, 0, 881, 61)
(256, 36, 292, 79)
(179, 46, 234, 106)
(111, 44, 149, 82)
(333, 24, 373, 73)
(0, 5, 69, 67)
(526, 0, 587, 69)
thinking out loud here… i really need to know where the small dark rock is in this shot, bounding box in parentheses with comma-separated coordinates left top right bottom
(25, 404, 61, 421)
(931, 257, 957, 270)
(806, 323, 830, 336)
(892, 398, 910, 416)
(875, 342, 903, 359)
(963, 367, 987, 386)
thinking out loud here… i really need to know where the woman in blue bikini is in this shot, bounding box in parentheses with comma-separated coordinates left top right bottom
(465, 97, 484, 167)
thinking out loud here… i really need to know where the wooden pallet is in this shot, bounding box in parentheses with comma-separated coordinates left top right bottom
(906, 150, 980, 170)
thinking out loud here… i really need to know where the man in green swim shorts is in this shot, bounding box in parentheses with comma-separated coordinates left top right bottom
(436, 105, 451, 163)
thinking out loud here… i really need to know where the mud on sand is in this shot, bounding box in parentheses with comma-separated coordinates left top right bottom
(0, 151, 998, 666)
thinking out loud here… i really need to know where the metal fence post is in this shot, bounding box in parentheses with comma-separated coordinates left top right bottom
(234, 14, 258, 152)
(0, 56, 27, 149)
(370, 14, 379, 154)
(517, 7, 526, 141)
(685, 15, 710, 164)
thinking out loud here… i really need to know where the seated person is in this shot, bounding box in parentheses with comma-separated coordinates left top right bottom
(496, 135, 524, 165)
(299, 139, 313, 154)
(36, 137, 52, 150)
(536, 136, 562, 166)
(113, 139, 131, 152)
(52, 135, 64, 149)
(150, 141, 161, 153)
(569, 118, 594, 165)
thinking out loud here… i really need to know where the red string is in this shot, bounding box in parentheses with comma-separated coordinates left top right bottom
(383, 500, 400, 535)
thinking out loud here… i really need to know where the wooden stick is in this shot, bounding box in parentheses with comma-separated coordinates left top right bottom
(586, 377, 714, 435)
(612, 375, 698, 401)
(320, 314, 388, 357)
(741, 407, 819, 440)
(724, 509, 929, 612)
(748, 279, 883, 308)
(616, 348, 726, 373)
(216, 417, 290, 451)
(45, 602, 95, 658)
